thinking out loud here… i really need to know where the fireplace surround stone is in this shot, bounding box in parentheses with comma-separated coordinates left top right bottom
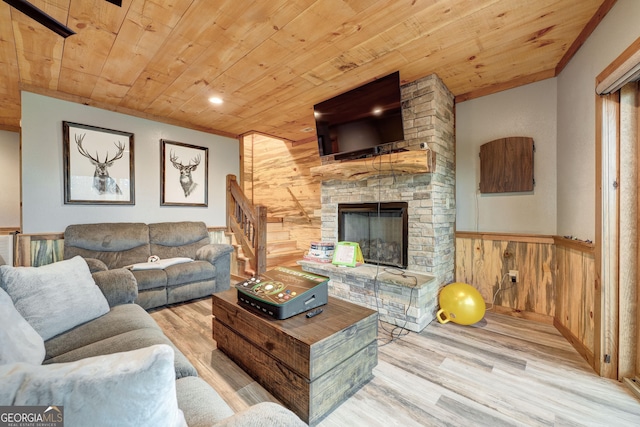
(308, 73, 455, 331)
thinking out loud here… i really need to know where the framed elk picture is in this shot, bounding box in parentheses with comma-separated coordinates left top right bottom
(161, 140, 208, 207)
(63, 121, 135, 205)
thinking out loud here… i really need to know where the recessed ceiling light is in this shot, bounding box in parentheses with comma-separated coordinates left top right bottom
(209, 97, 223, 104)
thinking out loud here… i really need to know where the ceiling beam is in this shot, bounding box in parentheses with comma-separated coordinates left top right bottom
(2, 0, 75, 38)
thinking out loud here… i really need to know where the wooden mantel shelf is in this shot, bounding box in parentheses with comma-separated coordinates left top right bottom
(310, 149, 435, 181)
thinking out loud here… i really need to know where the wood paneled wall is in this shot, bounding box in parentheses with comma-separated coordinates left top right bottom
(242, 133, 321, 251)
(456, 232, 555, 323)
(456, 231, 596, 370)
(554, 238, 596, 367)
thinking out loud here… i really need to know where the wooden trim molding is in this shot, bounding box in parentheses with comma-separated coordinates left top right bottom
(456, 232, 596, 252)
(553, 236, 595, 253)
(492, 305, 554, 325)
(554, 317, 596, 368)
(596, 35, 640, 94)
(455, 70, 555, 103)
(556, 0, 618, 75)
(455, 231, 554, 245)
(595, 91, 621, 379)
(0, 227, 20, 234)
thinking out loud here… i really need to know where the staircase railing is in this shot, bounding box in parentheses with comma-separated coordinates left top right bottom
(226, 174, 267, 275)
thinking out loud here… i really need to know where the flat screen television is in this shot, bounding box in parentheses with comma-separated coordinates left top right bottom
(314, 71, 405, 161)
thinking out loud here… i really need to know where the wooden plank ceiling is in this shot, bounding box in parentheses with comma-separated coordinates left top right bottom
(0, 0, 614, 140)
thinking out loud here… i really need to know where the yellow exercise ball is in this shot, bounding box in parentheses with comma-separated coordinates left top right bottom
(436, 282, 486, 325)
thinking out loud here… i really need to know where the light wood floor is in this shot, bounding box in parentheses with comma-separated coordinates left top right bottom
(151, 298, 640, 426)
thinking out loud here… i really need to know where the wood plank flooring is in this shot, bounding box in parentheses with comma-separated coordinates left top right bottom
(150, 298, 640, 426)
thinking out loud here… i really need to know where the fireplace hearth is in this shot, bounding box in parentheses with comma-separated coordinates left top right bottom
(338, 202, 408, 269)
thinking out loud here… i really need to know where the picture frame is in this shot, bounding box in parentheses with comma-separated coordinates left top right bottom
(63, 121, 135, 205)
(161, 139, 208, 207)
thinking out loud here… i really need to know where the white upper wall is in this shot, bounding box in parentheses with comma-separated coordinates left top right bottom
(456, 78, 558, 234)
(456, 0, 640, 240)
(0, 130, 20, 227)
(21, 92, 239, 233)
(556, 0, 640, 241)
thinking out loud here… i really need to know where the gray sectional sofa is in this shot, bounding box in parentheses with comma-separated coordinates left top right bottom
(0, 255, 306, 426)
(63, 221, 234, 310)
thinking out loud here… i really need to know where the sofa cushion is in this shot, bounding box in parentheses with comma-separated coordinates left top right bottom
(45, 327, 197, 379)
(213, 402, 307, 427)
(167, 280, 215, 305)
(176, 376, 234, 426)
(0, 344, 187, 427)
(149, 221, 210, 259)
(132, 269, 168, 290)
(165, 260, 215, 287)
(0, 288, 45, 365)
(136, 287, 169, 310)
(64, 222, 151, 269)
(44, 304, 160, 359)
(0, 256, 110, 341)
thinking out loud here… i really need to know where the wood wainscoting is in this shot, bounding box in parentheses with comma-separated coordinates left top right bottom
(456, 231, 596, 371)
(553, 236, 596, 368)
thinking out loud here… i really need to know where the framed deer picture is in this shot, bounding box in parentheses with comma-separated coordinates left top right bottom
(63, 121, 135, 205)
(161, 140, 208, 207)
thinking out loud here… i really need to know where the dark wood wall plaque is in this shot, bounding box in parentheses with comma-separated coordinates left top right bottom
(479, 136, 534, 193)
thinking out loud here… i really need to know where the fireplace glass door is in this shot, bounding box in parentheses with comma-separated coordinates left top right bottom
(338, 202, 408, 268)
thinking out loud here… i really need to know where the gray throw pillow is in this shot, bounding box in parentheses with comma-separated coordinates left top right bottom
(0, 287, 45, 365)
(0, 256, 110, 341)
(0, 344, 187, 427)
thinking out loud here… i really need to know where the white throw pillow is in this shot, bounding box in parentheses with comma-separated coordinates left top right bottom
(0, 287, 45, 365)
(127, 257, 193, 271)
(0, 256, 110, 341)
(0, 344, 187, 427)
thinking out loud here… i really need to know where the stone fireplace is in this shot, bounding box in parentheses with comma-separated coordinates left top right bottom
(303, 73, 455, 331)
(321, 74, 455, 282)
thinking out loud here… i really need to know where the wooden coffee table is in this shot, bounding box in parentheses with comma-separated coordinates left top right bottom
(212, 288, 378, 425)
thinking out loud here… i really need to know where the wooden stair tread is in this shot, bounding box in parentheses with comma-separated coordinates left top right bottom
(267, 221, 285, 231)
(266, 249, 305, 268)
(266, 230, 291, 241)
(267, 240, 299, 254)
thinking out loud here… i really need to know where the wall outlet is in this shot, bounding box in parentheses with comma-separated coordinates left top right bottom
(509, 270, 519, 283)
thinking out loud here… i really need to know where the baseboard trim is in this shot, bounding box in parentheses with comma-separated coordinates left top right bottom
(554, 317, 596, 369)
(488, 305, 554, 324)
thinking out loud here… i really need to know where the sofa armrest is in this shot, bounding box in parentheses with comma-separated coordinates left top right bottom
(213, 402, 307, 427)
(196, 244, 234, 291)
(195, 244, 234, 264)
(91, 268, 138, 307)
(84, 257, 108, 273)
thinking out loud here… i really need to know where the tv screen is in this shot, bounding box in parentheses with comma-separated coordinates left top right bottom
(314, 71, 404, 160)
